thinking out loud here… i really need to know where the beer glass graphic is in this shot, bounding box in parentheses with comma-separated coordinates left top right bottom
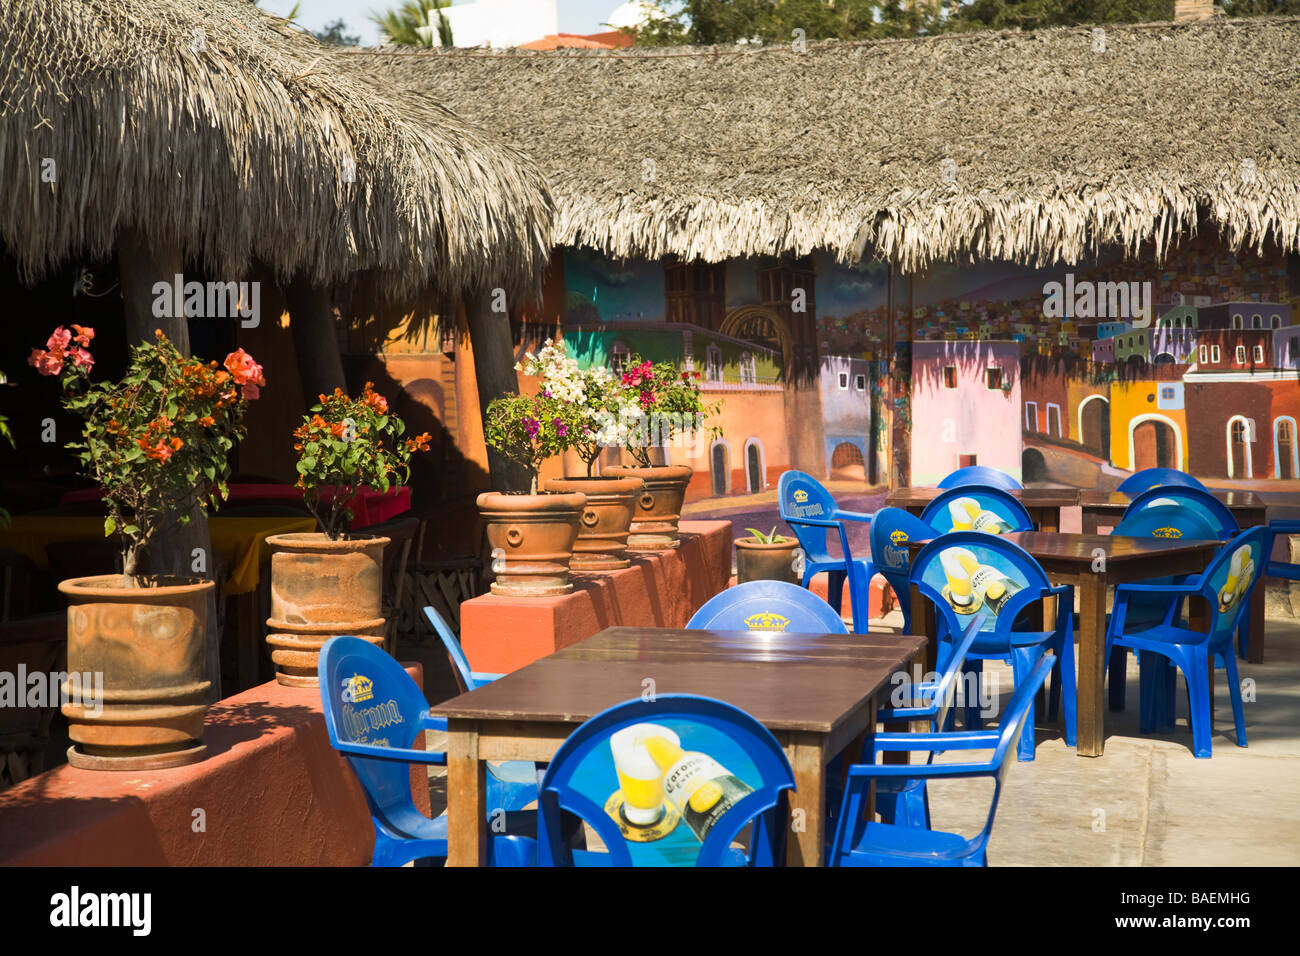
(1218, 545, 1254, 613)
(940, 547, 982, 614)
(609, 723, 679, 826)
(949, 498, 979, 531)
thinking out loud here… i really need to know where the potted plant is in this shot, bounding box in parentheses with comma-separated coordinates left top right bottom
(481, 382, 587, 595)
(735, 526, 802, 585)
(266, 384, 430, 686)
(604, 356, 719, 550)
(30, 327, 263, 769)
(522, 340, 645, 570)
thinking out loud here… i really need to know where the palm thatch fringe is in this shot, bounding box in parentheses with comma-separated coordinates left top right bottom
(0, 0, 552, 301)
(338, 17, 1300, 269)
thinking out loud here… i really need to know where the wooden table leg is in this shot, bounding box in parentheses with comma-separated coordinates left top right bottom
(1081, 508, 1097, 535)
(1076, 574, 1108, 757)
(446, 720, 487, 866)
(1033, 507, 1060, 534)
(1247, 582, 1266, 664)
(785, 732, 827, 867)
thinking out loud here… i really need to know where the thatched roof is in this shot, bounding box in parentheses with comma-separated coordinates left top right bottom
(0, 0, 552, 301)
(338, 17, 1300, 271)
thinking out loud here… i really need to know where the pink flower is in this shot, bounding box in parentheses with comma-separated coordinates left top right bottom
(47, 327, 72, 352)
(223, 348, 265, 388)
(69, 347, 94, 371)
(523, 416, 540, 439)
(554, 418, 568, 438)
(71, 325, 94, 347)
(28, 349, 63, 376)
(241, 383, 260, 401)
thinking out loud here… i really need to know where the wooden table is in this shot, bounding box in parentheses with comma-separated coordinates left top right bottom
(886, 487, 1081, 533)
(907, 532, 1221, 758)
(1078, 490, 1269, 663)
(430, 625, 927, 867)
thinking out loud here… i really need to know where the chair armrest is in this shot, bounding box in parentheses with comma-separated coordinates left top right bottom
(1269, 520, 1300, 535)
(1114, 581, 1199, 596)
(331, 740, 448, 766)
(470, 672, 504, 686)
(872, 730, 1000, 752)
(421, 713, 449, 733)
(844, 759, 996, 780)
(834, 510, 874, 523)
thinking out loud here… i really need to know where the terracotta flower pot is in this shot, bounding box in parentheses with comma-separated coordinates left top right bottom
(58, 574, 214, 771)
(478, 491, 585, 596)
(265, 533, 388, 688)
(603, 464, 693, 550)
(735, 537, 802, 586)
(544, 476, 644, 571)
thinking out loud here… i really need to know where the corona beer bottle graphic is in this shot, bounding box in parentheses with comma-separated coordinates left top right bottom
(969, 563, 1024, 616)
(939, 547, 982, 614)
(1218, 545, 1254, 612)
(640, 733, 754, 843)
(948, 497, 1010, 534)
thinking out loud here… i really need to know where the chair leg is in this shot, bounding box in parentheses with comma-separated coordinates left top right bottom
(1219, 647, 1249, 749)
(1058, 630, 1077, 746)
(1012, 647, 1040, 762)
(1108, 646, 1128, 712)
(962, 659, 984, 731)
(1180, 646, 1213, 759)
(826, 569, 847, 617)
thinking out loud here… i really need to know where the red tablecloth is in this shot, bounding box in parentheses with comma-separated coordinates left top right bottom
(58, 483, 411, 530)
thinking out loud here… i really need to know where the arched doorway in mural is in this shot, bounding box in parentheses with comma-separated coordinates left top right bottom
(1132, 418, 1177, 470)
(710, 440, 730, 496)
(1079, 396, 1110, 457)
(1276, 417, 1297, 480)
(1226, 417, 1253, 479)
(744, 438, 765, 493)
(829, 442, 866, 481)
(1021, 448, 1048, 483)
(720, 306, 790, 360)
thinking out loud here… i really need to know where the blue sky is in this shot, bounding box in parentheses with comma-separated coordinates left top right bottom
(257, 0, 627, 46)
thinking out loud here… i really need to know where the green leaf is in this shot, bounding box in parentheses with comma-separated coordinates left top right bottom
(104, 516, 116, 535)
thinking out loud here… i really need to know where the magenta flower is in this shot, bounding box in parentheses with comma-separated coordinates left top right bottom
(554, 418, 568, 438)
(523, 416, 540, 439)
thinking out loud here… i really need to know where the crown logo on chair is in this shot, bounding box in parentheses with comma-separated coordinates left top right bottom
(342, 673, 375, 703)
(1152, 527, 1182, 538)
(744, 612, 790, 632)
(890, 530, 909, 544)
(792, 489, 809, 503)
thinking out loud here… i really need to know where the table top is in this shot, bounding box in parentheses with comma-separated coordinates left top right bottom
(908, 531, 1222, 566)
(431, 626, 927, 735)
(886, 486, 1081, 507)
(1077, 489, 1268, 510)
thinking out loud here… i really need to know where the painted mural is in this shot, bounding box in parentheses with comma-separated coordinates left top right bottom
(559, 230, 1300, 503)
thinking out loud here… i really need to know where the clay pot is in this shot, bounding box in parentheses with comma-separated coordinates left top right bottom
(603, 464, 693, 550)
(735, 537, 802, 586)
(544, 476, 644, 571)
(58, 574, 214, 771)
(477, 491, 585, 596)
(265, 533, 388, 688)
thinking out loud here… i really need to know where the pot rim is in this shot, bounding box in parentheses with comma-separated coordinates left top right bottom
(58, 573, 216, 597)
(477, 491, 587, 510)
(735, 537, 799, 550)
(604, 464, 694, 480)
(546, 476, 644, 494)
(265, 532, 391, 550)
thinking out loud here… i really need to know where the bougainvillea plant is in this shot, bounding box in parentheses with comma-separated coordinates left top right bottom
(292, 383, 431, 539)
(30, 327, 264, 582)
(618, 354, 720, 467)
(483, 389, 586, 494)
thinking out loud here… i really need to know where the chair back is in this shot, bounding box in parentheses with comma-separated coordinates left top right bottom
(1118, 467, 1207, 496)
(318, 636, 429, 822)
(1194, 526, 1268, 646)
(778, 470, 843, 563)
(1113, 504, 1218, 542)
(868, 507, 936, 617)
(422, 605, 479, 692)
(937, 466, 1023, 491)
(919, 486, 1035, 535)
(536, 695, 795, 867)
(910, 532, 1051, 640)
(1123, 487, 1238, 540)
(687, 580, 848, 634)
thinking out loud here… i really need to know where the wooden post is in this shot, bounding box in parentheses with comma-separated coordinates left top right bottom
(463, 289, 530, 493)
(116, 229, 221, 702)
(285, 274, 347, 407)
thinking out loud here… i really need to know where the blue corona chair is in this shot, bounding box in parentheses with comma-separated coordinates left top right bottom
(778, 470, 873, 630)
(318, 636, 537, 866)
(423, 605, 504, 691)
(937, 465, 1024, 491)
(496, 695, 796, 867)
(1122, 486, 1238, 540)
(1105, 526, 1266, 758)
(827, 653, 1056, 866)
(687, 579, 849, 633)
(863, 507, 939, 634)
(1256, 519, 1300, 657)
(911, 533, 1075, 760)
(1118, 468, 1208, 497)
(919, 485, 1036, 535)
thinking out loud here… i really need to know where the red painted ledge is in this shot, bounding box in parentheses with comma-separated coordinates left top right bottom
(0, 666, 429, 866)
(460, 520, 733, 674)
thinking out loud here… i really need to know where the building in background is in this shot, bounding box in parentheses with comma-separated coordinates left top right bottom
(443, 0, 558, 48)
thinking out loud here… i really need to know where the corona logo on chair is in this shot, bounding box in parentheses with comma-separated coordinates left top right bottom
(890, 529, 909, 544)
(1152, 527, 1182, 538)
(743, 612, 790, 632)
(792, 489, 809, 504)
(341, 673, 375, 704)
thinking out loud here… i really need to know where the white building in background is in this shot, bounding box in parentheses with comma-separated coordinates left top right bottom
(605, 1, 657, 30)
(442, 0, 558, 47)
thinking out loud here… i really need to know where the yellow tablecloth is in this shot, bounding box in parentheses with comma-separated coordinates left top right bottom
(0, 515, 317, 595)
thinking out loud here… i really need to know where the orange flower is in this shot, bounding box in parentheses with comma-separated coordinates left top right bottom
(198, 415, 215, 428)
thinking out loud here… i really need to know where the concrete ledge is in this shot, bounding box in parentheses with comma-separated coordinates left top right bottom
(0, 666, 429, 866)
(461, 520, 732, 674)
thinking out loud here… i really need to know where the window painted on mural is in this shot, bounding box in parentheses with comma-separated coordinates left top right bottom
(854, 373, 866, 391)
(1232, 314, 1244, 329)
(1025, 401, 1038, 431)
(1290, 338, 1300, 361)
(1161, 386, 1175, 401)
(1212, 345, 1222, 363)
(1255, 344, 1266, 363)
(1273, 315, 1282, 329)
(739, 352, 757, 384)
(1236, 345, 1246, 364)
(1252, 314, 1263, 329)
(943, 366, 957, 389)
(837, 371, 849, 389)
(611, 341, 630, 375)
(706, 345, 722, 383)
(1200, 345, 1209, 363)
(985, 368, 1003, 389)
(1046, 403, 1062, 438)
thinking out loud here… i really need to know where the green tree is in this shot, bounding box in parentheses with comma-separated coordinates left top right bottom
(314, 18, 362, 46)
(372, 0, 454, 47)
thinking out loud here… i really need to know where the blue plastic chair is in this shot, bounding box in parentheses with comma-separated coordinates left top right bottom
(423, 605, 503, 691)
(1118, 467, 1208, 497)
(497, 695, 796, 867)
(1257, 519, 1300, 657)
(318, 636, 537, 866)
(862, 507, 937, 635)
(687, 579, 848, 633)
(919, 485, 1036, 535)
(937, 465, 1024, 491)
(778, 470, 873, 630)
(827, 652, 1056, 867)
(911, 532, 1075, 760)
(1122, 486, 1238, 540)
(1105, 526, 1266, 758)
